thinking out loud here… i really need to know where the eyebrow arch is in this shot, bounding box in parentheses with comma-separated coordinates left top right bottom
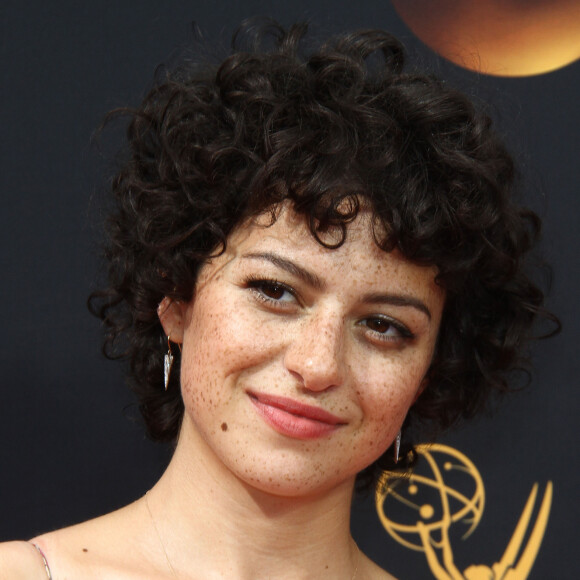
(242, 252, 325, 290)
(362, 293, 432, 320)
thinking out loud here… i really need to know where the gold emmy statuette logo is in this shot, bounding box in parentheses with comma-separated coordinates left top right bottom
(375, 444, 553, 579)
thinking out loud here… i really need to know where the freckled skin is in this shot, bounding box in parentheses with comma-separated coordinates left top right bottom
(161, 207, 445, 498)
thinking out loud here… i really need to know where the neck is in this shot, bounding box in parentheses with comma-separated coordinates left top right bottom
(145, 416, 359, 579)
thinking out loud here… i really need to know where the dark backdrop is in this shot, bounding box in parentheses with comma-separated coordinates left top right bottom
(1, 1, 579, 578)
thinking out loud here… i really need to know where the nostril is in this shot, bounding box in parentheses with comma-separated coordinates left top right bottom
(281, 310, 346, 391)
(283, 335, 344, 392)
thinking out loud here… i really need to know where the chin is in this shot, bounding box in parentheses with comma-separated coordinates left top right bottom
(238, 470, 357, 500)
(218, 449, 367, 500)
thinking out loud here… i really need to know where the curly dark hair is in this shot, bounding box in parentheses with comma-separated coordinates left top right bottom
(90, 20, 557, 482)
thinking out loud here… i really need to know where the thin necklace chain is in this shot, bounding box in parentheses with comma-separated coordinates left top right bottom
(144, 492, 360, 580)
(145, 492, 179, 578)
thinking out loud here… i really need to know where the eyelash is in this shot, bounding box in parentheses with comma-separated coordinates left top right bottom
(243, 276, 415, 344)
(360, 317, 415, 343)
(245, 276, 298, 306)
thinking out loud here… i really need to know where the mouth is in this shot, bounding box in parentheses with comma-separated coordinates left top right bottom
(248, 392, 347, 440)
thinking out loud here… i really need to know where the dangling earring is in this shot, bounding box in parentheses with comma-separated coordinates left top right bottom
(394, 430, 402, 464)
(163, 335, 174, 391)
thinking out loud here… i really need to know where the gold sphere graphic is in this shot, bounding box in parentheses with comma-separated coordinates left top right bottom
(376, 444, 485, 551)
(392, 0, 580, 77)
(376, 445, 554, 579)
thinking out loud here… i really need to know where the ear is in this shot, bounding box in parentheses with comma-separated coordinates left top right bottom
(157, 296, 186, 343)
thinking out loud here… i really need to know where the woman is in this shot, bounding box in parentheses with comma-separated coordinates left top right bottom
(0, 21, 554, 579)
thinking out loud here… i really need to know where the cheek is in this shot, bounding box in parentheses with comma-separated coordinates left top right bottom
(179, 297, 279, 403)
(355, 360, 424, 439)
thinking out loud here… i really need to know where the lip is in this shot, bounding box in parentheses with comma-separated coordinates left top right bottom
(248, 392, 347, 440)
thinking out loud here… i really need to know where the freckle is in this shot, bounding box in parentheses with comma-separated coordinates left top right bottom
(82, 548, 88, 553)
(221, 422, 228, 431)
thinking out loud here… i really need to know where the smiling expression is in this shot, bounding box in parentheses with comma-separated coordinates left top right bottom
(161, 207, 445, 497)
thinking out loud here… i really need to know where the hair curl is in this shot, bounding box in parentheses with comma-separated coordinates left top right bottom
(90, 20, 558, 483)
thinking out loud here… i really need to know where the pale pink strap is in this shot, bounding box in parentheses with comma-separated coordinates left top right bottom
(31, 543, 52, 580)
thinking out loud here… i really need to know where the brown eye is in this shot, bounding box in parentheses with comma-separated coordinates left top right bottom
(361, 317, 414, 341)
(366, 318, 393, 334)
(261, 282, 287, 300)
(247, 279, 297, 305)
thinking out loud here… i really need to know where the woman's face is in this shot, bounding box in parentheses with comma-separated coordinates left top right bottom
(162, 207, 445, 497)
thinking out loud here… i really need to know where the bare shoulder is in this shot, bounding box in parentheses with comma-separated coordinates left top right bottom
(29, 500, 148, 578)
(0, 541, 50, 579)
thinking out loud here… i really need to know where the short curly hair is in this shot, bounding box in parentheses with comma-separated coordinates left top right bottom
(90, 20, 556, 481)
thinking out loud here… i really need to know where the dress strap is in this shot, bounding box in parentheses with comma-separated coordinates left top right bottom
(31, 543, 52, 580)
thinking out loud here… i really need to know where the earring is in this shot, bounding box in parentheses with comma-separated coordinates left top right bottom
(163, 336, 174, 391)
(394, 430, 401, 464)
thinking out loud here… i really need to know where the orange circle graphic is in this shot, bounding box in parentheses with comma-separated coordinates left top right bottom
(392, 0, 580, 77)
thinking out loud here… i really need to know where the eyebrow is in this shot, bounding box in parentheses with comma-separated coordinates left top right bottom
(241, 251, 431, 319)
(242, 252, 325, 290)
(361, 293, 432, 320)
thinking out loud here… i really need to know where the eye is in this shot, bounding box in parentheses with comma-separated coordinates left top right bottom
(246, 278, 297, 306)
(360, 316, 414, 342)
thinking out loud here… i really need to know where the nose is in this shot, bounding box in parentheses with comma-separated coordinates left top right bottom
(283, 310, 345, 392)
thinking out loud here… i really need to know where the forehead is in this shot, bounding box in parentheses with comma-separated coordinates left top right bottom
(223, 207, 443, 298)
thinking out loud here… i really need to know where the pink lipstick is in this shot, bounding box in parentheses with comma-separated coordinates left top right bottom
(248, 392, 346, 440)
